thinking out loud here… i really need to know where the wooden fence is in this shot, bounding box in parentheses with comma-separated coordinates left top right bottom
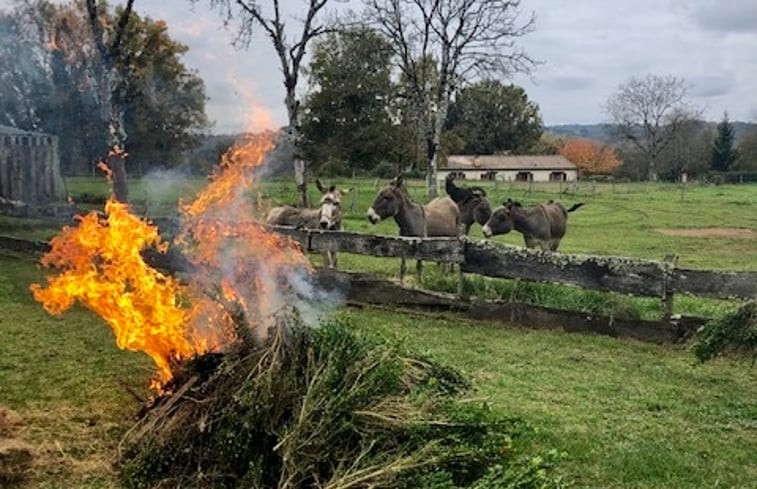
(3, 227, 757, 343)
(269, 226, 757, 303)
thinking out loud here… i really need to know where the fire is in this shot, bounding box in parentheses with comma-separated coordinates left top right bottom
(30, 199, 194, 382)
(31, 131, 312, 390)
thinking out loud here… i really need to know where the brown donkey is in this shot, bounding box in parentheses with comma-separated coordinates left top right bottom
(444, 173, 492, 235)
(367, 176, 460, 277)
(482, 198, 584, 251)
(266, 180, 351, 267)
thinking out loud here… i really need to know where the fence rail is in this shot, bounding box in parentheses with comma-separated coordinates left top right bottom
(269, 226, 757, 302)
(3, 229, 754, 343)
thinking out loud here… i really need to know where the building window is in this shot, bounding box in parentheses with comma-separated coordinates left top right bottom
(515, 171, 533, 182)
(481, 171, 497, 181)
(549, 171, 567, 181)
(452, 171, 466, 180)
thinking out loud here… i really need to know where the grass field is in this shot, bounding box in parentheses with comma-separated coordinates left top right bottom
(1, 176, 756, 488)
(1, 253, 756, 488)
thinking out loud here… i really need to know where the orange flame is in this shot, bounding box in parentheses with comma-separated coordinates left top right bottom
(32, 131, 312, 390)
(30, 199, 196, 382)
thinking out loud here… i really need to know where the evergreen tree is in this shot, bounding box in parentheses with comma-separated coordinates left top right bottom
(711, 112, 738, 172)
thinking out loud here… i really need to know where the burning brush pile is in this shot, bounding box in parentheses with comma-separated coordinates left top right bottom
(30, 132, 563, 488)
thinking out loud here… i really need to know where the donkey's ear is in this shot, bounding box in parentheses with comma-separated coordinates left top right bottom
(503, 198, 513, 207)
(315, 179, 326, 193)
(392, 175, 405, 187)
(328, 185, 336, 193)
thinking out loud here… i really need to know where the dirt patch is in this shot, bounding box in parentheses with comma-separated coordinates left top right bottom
(0, 407, 33, 485)
(654, 227, 757, 239)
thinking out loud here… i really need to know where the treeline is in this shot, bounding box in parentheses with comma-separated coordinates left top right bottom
(299, 28, 546, 178)
(0, 1, 208, 177)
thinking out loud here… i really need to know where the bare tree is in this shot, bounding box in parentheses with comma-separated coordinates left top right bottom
(208, 0, 331, 208)
(604, 74, 697, 181)
(365, 0, 535, 197)
(85, 0, 136, 203)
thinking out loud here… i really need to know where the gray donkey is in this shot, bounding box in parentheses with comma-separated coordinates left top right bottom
(367, 175, 460, 277)
(444, 173, 492, 235)
(482, 198, 584, 251)
(266, 180, 351, 267)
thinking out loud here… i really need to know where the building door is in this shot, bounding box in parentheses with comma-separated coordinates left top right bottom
(549, 171, 566, 181)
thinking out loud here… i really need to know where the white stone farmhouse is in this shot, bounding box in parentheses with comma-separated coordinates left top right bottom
(438, 155, 578, 185)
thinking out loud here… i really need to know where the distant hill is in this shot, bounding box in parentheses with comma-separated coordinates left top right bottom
(546, 122, 757, 145)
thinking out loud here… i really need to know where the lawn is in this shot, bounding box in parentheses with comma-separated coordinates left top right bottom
(1, 253, 756, 488)
(1, 176, 757, 487)
(48, 176, 757, 271)
(6, 176, 753, 319)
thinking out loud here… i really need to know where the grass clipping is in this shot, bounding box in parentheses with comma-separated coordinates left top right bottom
(694, 301, 757, 364)
(118, 315, 562, 489)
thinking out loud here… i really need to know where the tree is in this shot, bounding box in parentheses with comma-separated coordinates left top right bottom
(0, 1, 208, 180)
(209, 0, 332, 207)
(446, 80, 542, 155)
(84, 0, 137, 202)
(657, 116, 712, 180)
(114, 13, 209, 175)
(736, 125, 757, 171)
(710, 112, 738, 172)
(365, 0, 535, 197)
(558, 138, 621, 175)
(604, 74, 695, 181)
(301, 28, 396, 175)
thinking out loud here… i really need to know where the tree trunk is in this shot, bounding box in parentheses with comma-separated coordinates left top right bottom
(109, 152, 128, 202)
(427, 138, 439, 198)
(286, 89, 308, 208)
(648, 155, 657, 182)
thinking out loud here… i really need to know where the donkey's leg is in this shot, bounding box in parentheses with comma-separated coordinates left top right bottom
(416, 259, 424, 279)
(332, 252, 338, 269)
(400, 258, 407, 283)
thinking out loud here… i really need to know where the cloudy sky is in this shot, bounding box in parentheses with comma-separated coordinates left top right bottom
(4, 0, 756, 133)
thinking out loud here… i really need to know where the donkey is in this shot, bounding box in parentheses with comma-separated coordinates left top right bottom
(482, 198, 584, 251)
(367, 175, 460, 277)
(444, 173, 492, 235)
(265, 180, 351, 267)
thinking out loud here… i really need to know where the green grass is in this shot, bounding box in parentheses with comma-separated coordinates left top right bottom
(2, 178, 756, 320)
(342, 308, 757, 489)
(11, 177, 757, 270)
(1, 253, 755, 488)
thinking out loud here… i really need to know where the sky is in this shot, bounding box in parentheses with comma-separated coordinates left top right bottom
(3, 0, 756, 133)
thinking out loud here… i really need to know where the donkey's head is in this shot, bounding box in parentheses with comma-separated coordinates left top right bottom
(482, 198, 520, 238)
(316, 179, 351, 230)
(367, 176, 407, 224)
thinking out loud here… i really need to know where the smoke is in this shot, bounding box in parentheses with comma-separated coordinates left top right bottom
(178, 132, 344, 347)
(287, 268, 346, 327)
(141, 166, 193, 210)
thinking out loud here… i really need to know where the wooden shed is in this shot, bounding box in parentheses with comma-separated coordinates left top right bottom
(0, 125, 64, 205)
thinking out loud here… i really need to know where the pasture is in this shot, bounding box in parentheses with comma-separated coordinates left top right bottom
(1, 177, 756, 488)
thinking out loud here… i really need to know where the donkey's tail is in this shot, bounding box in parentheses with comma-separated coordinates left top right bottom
(567, 203, 585, 213)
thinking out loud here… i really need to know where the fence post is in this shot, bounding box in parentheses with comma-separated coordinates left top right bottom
(661, 254, 678, 321)
(351, 177, 358, 214)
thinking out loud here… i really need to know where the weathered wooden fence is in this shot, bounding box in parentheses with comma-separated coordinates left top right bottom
(3, 226, 757, 343)
(268, 226, 757, 302)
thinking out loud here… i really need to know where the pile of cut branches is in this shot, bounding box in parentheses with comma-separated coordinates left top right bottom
(694, 301, 757, 364)
(119, 314, 563, 489)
